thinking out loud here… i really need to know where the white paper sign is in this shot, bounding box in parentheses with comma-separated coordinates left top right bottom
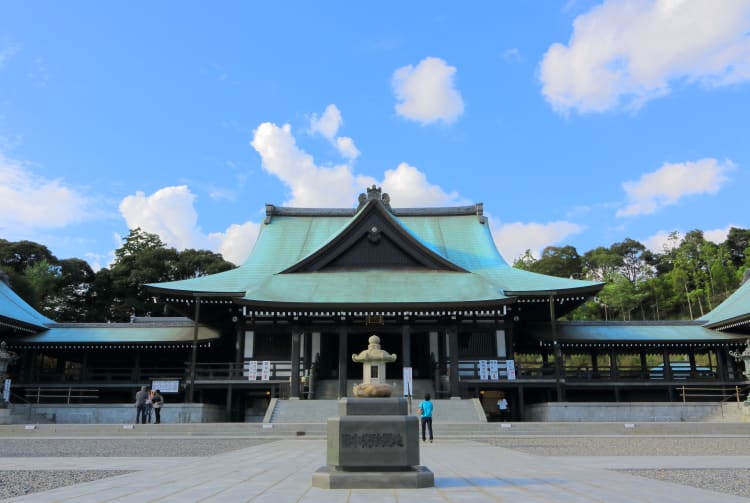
(261, 360, 271, 381)
(151, 379, 180, 393)
(489, 360, 499, 381)
(478, 360, 489, 380)
(2, 379, 10, 401)
(506, 359, 516, 381)
(245, 361, 258, 380)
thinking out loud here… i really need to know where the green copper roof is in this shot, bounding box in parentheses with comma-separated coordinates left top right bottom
(148, 198, 602, 306)
(0, 280, 53, 331)
(527, 321, 748, 344)
(8, 321, 220, 344)
(699, 279, 750, 330)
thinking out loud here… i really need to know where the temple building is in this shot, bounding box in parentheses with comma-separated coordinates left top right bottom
(1, 186, 748, 421)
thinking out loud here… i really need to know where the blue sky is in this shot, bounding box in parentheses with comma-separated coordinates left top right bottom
(1, 1, 749, 270)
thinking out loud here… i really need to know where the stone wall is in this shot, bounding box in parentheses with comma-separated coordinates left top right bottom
(526, 402, 749, 422)
(11, 403, 226, 424)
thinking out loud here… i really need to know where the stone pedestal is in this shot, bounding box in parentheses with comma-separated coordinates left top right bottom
(312, 397, 434, 489)
(0, 407, 10, 425)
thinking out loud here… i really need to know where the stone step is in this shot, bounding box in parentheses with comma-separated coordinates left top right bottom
(3, 421, 750, 438)
(267, 398, 486, 424)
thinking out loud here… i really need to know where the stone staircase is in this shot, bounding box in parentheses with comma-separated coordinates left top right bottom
(265, 397, 486, 425)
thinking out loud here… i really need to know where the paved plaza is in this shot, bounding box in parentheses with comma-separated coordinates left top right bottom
(2, 430, 750, 502)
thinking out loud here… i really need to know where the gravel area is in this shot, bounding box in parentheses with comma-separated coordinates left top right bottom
(620, 469, 750, 499)
(0, 438, 274, 457)
(481, 437, 750, 456)
(0, 470, 131, 500)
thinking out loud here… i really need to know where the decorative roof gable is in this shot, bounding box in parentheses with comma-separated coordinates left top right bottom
(281, 186, 466, 273)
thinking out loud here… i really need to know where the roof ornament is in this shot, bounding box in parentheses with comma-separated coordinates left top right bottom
(357, 185, 392, 211)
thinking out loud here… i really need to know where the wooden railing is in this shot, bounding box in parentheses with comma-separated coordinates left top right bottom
(24, 387, 99, 404)
(678, 385, 749, 405)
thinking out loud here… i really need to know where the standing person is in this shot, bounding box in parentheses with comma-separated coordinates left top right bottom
(151, 389, 164, 424)
(135, 386, 148, 424)
(418, 393, 434, 443)
(497, 395, 509, 421)
(145, 388, 153, 423)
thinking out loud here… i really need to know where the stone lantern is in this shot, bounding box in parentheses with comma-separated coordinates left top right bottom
(351, 335, 397, 397)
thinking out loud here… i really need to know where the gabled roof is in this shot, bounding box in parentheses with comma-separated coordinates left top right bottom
(0, 280, 53, 332)
(699, 278, 750, 331)
(147, 187, 603, 308)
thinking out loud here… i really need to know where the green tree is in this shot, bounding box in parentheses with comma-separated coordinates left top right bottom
(528, 245, 582, 279)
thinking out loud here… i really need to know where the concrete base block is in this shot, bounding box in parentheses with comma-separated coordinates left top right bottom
(0, 408, 10, 425)
(312, 465, 434, 489)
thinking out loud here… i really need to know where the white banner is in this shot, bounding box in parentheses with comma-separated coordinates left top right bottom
(402, 367, 413, 396)
(2, 378, 9, 401)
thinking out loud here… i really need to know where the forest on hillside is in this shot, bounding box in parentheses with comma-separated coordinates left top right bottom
(1, 227, 749, 323)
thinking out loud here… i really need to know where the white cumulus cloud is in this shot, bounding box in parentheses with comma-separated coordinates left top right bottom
(209, 221, 261, 266)
(309, 104, 360, 160)
(540, 0, 750, 113)
(251, 122, 374, 207)
(617, 158, 733, 217)
(119, 185, 259, 265)
(392, 57, 464, 124)
(491, 221, 584, 264)
(250, 120, 462, 209)
(381, 163, 462, 207)
(0, 153, 90, 232)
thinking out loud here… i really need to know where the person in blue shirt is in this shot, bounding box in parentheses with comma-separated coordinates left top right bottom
(418, 393, 434, 443)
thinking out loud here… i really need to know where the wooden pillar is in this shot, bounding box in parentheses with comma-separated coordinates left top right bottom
(591, 351, 599, 378)
(640, 351, 648, 379)
(549, 295, 563, 402)
(662, 349, 672, 381)
(609, 349, 619, 380)
(338, 326, 348, 398)
(303, 332, 312, 372)
(688, 349, 697, 377)
(234, 321, 244, 375)
(447, 326, 460, 398)
(290, 328, 302, 399)
(401, 325, 412, 368)
(517, 385, 525, 421)
(716, 348, 728, 381)
(225, 384, 233, 421)
(188, 297, 201, 403)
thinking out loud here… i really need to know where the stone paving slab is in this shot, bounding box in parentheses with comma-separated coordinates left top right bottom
(2, 439, 750, 502)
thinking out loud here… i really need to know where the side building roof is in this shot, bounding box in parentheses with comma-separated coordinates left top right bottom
(0, 279, 54, 332)
(699, 278, 750, 332)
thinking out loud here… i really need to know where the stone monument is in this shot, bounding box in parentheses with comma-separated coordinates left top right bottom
(312, 335, 434, 489)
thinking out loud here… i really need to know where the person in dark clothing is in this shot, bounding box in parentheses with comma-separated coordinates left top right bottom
(135, 385, 148, 424)
(418, 393, 434, 443)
